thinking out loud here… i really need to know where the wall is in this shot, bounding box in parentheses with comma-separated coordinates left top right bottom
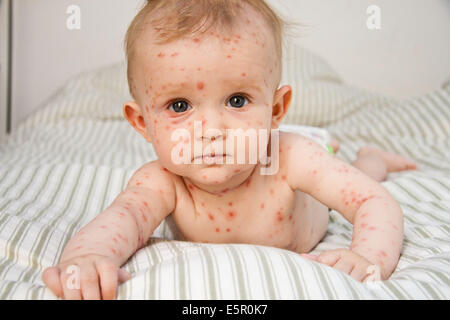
(8, 0, 450, 132)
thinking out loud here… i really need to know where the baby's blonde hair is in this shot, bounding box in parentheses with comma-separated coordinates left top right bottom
(124, 0, 287, 99)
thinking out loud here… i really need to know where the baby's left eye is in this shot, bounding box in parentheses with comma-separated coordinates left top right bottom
(227, 95, 249, 108)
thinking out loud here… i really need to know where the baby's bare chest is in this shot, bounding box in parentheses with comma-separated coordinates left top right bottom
(171, 178, 312, 249)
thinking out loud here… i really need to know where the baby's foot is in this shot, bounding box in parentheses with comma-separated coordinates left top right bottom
(357, 146, 418, 172)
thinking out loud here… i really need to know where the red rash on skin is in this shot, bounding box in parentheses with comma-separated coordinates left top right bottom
(276, 211, 283, 222)
(227, 211, 236, 220)
(282, 175, 287, 180)
(270, 189, 274, 195)
(245, 179, 251, 187)
(260, 203, 265, 209)
(228, 202, 233, 206)
(197, 82, 204, 90)
(215, 228, 220, 233)
(241, 73, 247, 77)
(193, 38, 200, 43)
(171, 52, 179, 57)
(157, 52, 165, 58)
(226, 228, 231, 232)
(227, 55, 232, 59)
(208, 213, 215, 221)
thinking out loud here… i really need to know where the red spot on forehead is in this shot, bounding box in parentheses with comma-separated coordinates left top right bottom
(197, 82, 204, 90)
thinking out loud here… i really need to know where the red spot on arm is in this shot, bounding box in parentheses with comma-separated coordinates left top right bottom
(276, 211, 283, 222)
(227, 211, 236, 219)
(197, 82, 204, 90)
(208, 213, 215, 221)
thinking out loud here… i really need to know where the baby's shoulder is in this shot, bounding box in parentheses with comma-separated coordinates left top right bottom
(279, 131, 325, 155)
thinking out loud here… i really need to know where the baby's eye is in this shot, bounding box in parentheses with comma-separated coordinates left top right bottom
(169, 100, 191, 113)
(227, 95, 249, 108)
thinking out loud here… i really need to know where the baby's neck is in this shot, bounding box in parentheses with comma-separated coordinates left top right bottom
(184, 165, 258, 196)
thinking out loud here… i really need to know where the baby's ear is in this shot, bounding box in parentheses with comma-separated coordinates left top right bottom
(123, 101, 151, 143)
(271, 85, 292, 129)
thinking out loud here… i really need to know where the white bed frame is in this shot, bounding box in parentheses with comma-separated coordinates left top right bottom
(0, 0, 11, 141)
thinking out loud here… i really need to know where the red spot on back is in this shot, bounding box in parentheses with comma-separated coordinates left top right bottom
(228, 202, 233, 206)
(208, 213, 215, 221)
(241, 72, 247, 77)
(226, 228, 231, 232)
(215, 228, 220, 232)
(197, 82, 204, 90)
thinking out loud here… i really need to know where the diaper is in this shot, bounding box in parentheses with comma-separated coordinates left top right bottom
(279, 124, 334, 155)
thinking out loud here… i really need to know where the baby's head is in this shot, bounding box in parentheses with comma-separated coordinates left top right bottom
(123, 0, 292, 187)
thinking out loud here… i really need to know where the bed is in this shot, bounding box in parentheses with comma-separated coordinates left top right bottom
(0, 42, 449, 299)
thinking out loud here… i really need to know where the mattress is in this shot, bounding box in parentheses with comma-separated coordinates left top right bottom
(0, 43, 449, 299)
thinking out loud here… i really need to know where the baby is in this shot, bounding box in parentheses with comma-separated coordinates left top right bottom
(42, 0, 417, 299)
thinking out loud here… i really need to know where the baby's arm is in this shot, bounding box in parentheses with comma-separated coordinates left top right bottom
(42, 162, 176, 299)
(286, 135, 403, 281)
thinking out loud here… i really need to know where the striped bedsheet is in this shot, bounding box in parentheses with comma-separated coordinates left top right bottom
(0, 43, 449, 299)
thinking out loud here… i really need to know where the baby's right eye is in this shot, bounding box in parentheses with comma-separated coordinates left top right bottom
(169, 100, 191, 113)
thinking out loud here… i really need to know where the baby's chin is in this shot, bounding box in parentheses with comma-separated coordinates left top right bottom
(188, 163, 254, 186)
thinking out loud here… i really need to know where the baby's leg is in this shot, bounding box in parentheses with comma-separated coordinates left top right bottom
(350, 146, 417, 182)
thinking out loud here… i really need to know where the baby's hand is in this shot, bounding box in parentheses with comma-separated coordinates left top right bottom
(301, 249, 381, 282)
(42, 254, 131, 300)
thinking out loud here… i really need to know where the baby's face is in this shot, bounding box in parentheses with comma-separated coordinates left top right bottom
(125, 16, 291, 189)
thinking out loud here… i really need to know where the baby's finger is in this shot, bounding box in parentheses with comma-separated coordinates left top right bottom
(61, 265, 82, 300)
(42, 267, 64, 298)
(350, 265, 370, 282)
(96, 261, 119, 300)
(118, 269, 132, 284)
(333, 259, 354, 275)
(316, 251, 341, 267)
(80, 263, 101, 300)
(300, 253, 318, 261)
